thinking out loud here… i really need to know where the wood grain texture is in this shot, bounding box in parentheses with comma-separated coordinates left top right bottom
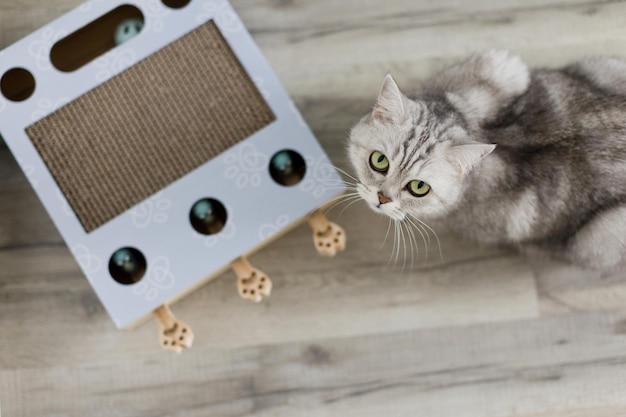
(2, 0, 626, 416)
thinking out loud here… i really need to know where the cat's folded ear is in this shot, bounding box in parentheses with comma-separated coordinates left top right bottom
(372, 74, 409, 124)
(445, 143, 496, 175)
(435, 50, 530, 127)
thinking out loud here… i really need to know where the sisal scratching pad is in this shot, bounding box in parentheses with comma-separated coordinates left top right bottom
(26, 21, 275, 232)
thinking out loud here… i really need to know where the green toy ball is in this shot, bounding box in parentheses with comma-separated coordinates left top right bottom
(109, 247, 147, 285)
(114, 18, 144, 46)
(189, 198, 228, 235)
(269, 150, 306, 186)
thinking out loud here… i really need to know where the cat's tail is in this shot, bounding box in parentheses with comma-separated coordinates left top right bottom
(425, 50, 531, 128)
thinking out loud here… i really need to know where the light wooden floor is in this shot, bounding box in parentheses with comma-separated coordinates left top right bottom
(3, 1, 626, 416)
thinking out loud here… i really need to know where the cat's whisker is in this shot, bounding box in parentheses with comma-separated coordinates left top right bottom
(412, 218, 434, 262)
(322, 185, 359, 192)
(381, 216, 393, 248)
(418, 219, 432, 246)
(324, 181, 359, 190)
(399, 218, 409, 274)
(404, 219, 418, 271)
(405, 214, 430, 247)
(339, 173, 371, 193)
(285, 187, 359, 239)
(388, 220, 398, 270)
(388, 220, 399, 269)
(338, 196, 364, 218)
(394, 220, 402, 270)
(322, 192, 361, 214)
(316, 175, 363, 195)
(321, 163, 363, 186)
(314, 194, 361, 224)
(404, 216, 429, 262)
(396, 218, 405, 273)
(395, 211, 412, 273)
(411, 225, 419, 267)
(321, 178, 360, 188)
(410, 215, 444, 263)
(326, 189, 360, 200)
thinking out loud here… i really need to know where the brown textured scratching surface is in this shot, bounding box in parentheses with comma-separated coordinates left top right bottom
(26, 21, 275, 232)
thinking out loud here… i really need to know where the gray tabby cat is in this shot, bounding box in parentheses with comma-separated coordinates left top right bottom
(348, 50, 626, 271)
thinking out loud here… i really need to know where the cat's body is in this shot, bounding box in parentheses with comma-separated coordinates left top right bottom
(348, 51, 626, 270)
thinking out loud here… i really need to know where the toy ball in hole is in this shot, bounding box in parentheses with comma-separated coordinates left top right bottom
(190, 198, 228, 235)
(109, 247, 147, 285)
(270, 150, 306, 186)
(114, 18, 144, 46)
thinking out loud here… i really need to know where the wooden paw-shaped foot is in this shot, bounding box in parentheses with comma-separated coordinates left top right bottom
(153, 305, 194, 353)
(231, 257, 272, 303)
(313, 222, 346, 257)
(308, 210, 346, 257)
(159, 320, 194, 353)
(237, 268, 272, 302)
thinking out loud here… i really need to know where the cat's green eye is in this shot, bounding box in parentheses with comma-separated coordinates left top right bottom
(369, 151, 389, 173)
(407, 180, 430, 197)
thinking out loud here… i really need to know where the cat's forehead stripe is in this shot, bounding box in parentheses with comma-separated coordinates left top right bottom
(413, 102, 426, 125)
(399, 117, 437, 172)
(398, 129, 417, 168)
(398, 114, 458, 173)
(400, 128, 427, 172)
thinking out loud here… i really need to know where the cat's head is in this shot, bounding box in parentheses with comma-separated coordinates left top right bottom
(348, 74, 496, 221)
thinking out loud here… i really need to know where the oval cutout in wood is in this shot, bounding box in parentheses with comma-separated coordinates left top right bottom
(51, 5, 144, 72)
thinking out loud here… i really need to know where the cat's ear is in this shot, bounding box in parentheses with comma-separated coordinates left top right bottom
(436, 50, 530, 126)
(445, 143, 496, 175)
(372, 74, 406, 124)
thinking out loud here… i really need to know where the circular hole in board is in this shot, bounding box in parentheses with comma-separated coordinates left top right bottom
(190, 198, 228, 235)
(269, 149, 307, 186)
(1, 68, 35, 102)
(109, 247, 147, 285)
(161, 0, 191, 9)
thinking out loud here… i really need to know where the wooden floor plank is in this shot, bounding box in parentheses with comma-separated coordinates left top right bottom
(2, 311, 626, 417)
(234, 0, 626, 101)
(531, 258, 626, 317)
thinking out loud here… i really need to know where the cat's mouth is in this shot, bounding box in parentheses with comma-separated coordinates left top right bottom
(377, 204, 405, 221)
(357, 184, 405, 221)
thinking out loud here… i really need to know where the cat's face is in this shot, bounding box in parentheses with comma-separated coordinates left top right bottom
(348, 75, 495, 222)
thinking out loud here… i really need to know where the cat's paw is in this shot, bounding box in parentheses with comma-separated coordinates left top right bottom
(237, 267, 272, 303)
(313, 221, 346, 257)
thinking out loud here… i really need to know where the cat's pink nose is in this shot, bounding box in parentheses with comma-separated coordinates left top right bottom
(378, 192, 392, 205)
